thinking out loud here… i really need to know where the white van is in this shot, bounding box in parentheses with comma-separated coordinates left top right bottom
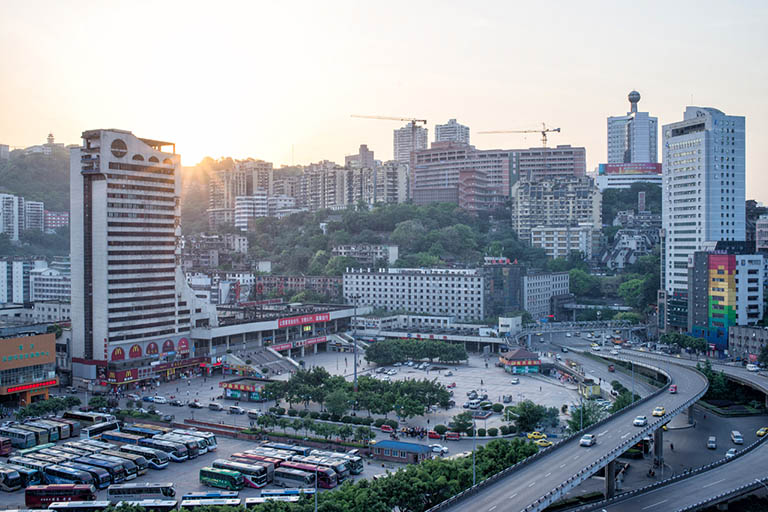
(746, 363, 759, 372)
(731, 430, 743, 444)
(468, 399, 482, 409)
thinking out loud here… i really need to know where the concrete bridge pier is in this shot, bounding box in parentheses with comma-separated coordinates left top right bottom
(654, 428, 664, 467)
(604, 459, 617, 498)
(688, 405, 694, 424)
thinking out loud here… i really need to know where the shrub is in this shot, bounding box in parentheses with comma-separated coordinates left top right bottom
(373, 418, 386, 427)
(466, 427, 475, 436)
(434, 424, 448, 435)
(499, 425, 510, 435)
(261, 367, 270, 374)
(330, 414, 341, 423)
(298, 410, 309, 418)
(361, 416, 374, 425)
(320, 412, 330, 421)
(268, 407, 278, 414)
(488, 427, 498, 437)
(341, 415, 354, 424)
(477, 428, 486, 437)
(383, 419, 398, 429)
(245, 359, 252, 365)
(276, 407, 286, 416)
(287, 409, 298, 417)
(492, 403, 504, 413)
(309, 411, 320, 419)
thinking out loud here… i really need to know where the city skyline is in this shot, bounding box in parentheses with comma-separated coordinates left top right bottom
(1, 1, 767, 201)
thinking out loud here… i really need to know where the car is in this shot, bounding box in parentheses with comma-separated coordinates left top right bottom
(462, 402, 470, 408)
(535, 439, 553, 447)
(510, 377, 520, 385)
(380, 424, 394, 433)
(429, 444, 448, 455)
(142, 396, 155, 402)
(375, 367, 386, 374)
(444, 371, 453, 377)
(633, 415, 648, 427)
(610, 350, 619, 355)
(161, 414, 175, 422)
(445, 432, 461, 441)
(229, 406, 246, 415)
(757, 427, 768, 437)
(447, 382, 457, 388)
(467, 390, 478, 398)
(406, 361, 414, 367)
(592, 345, 601, 351)
(188, 401, 203, 409)
(707, 436, 717, 449)
(580, 434, 596, 447)
(153, 396, 167, 404)
(536, 332, 543, 336)
(169, 399, 184, 407)
(725, 448, 738, 459)
(387, 369, 397, 376)
(561, 347, 569, 353)
(127, 393, 141, 401)
(393, 362, 402, 367)
(527, 431, 547, 440)
(565, 333, 571, 337)
(652, 406, 666, 417)
(669, 385, 678, 394)
(428, 430, 441, 439)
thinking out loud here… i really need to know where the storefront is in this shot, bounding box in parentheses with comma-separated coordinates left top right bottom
(0, 333, 58, 406)
(499, 348, 541, 374)
(219, 377, 272, 402)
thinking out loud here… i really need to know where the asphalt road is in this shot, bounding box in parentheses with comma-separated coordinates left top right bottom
(437, 351, 709, 512)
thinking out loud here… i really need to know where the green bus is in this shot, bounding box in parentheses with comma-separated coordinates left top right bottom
(15, 442, 56, 457)
(199, 467, 244, 491)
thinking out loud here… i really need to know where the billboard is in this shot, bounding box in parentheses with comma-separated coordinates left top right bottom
(599, 163, 662, 175)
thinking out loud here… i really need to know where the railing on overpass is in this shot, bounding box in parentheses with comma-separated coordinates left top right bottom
(567, 432, 768, 511)
(426, 354, 709, 512)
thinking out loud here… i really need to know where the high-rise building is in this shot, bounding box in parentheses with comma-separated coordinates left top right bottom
(207, 162, 250, 229)
(661, 107, 745, 295)
(0, 258, 46, 304)
(24, 201, 44, 232)
(509, 177, 602, 242)
(756, 215, 768, 251)
(516, 145, 586, 181)
(393, 123, 428, 164)
(239, 159, 274, 194)
(607, 91, 658, 164)
(70, 129, 210, 382)
(0, 193, 23, 241)
(345, 144, 375, 169)
(376, 161, 410, 204)
(44, 210, 70, 233)
(0, 144, 9, 161)
(234, 192, 268, 231)
(435, 119, 470, 144)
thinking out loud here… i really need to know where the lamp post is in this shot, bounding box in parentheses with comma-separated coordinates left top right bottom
(314, 464, 318, 512)
(350, 295, 360, 394)
(472, 416, 477, 486)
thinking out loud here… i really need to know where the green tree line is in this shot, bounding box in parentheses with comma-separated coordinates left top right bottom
(364, 339, 467, 366)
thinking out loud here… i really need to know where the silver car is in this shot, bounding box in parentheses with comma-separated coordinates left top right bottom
(580, 434, 596, 447)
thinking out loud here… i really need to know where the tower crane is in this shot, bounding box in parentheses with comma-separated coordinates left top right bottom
(478, 123, 561, 147)
(351, 114, 427, 161)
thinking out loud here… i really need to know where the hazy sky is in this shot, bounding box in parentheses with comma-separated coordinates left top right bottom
(2, 1, 767, 199)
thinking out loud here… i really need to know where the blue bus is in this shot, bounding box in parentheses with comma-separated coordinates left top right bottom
(261, 443, 312, 456)
(44, 465, 94, 486)
(121, 425, 165, 438)
(73, 457, 126, 484)
(0, 462, 42, 487)
(60, 462, 111, 490)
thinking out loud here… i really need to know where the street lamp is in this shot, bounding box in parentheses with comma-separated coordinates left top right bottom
(349, 295, 360, 394)
(472, 417, 477, 486)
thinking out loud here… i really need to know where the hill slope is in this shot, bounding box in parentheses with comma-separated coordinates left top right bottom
(0, 149, 70, 211)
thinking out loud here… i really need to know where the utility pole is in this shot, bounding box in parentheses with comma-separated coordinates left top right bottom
(472, 416, 477, 486)
(353, 297, 358, 393)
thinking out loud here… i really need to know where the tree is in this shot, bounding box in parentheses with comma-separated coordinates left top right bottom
(449, 411, 473, 433)
(338, 425, 354, 441)
(510, 400, 548, 432)
(569, 269, 601, 297)
(611, 391, 640, 413)
(759, 345, 768, 366)
(88, 396, 108, 409)
(325, 389, 351, 418)
(354, 426, 373, 443)
(617, 278, 645, 309)
(566, 400, 607, 432)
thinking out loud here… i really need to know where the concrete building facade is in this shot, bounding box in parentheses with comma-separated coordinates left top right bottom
(607, 91, 658, 164)
(435, 119, 470, 144)
(332, 244, 399, 266)
(530, 224, 599, 260)
(393, 123, 428, 164)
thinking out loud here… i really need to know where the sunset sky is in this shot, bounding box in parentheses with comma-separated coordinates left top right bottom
(1, 1, 766, 199)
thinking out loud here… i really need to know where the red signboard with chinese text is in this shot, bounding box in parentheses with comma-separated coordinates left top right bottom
(278, 313, 330, 329)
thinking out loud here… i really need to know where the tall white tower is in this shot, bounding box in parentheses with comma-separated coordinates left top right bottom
(661, 107, 746, 294)
(607, 91, 658, 163)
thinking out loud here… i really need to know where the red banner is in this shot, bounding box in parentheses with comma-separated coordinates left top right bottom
(271, 342, 292, 351)
(278, 313, 330, 329)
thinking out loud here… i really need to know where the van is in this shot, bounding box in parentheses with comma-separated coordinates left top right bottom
(746, 364, 759, 372)
(445, 432, 461, 441)
(707, 436, 717, 449)
(228, 406, 245, 415)
(730, 431, 743, 444)
(561, 347, 569, 353)
(669, 385, 677, 394)
(468, 399, 482, 409)
(208, 403, 224, 411)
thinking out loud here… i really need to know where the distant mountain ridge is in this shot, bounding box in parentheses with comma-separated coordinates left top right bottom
(0, 148, 70, 212)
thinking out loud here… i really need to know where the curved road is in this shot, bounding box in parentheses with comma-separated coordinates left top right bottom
(435, 353, 709, 512)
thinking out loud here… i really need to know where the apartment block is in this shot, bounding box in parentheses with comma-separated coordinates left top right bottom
(393, 123, 428, 164)
(530, 224, 599, 260)
(435, 119, 470, 144)
(332, 244, 399, 266)
(234, 192, 268, 231)
(523, 271, 570, 320)
(44, 210, 70, 233)
(516, 145, 586, 181)
(30, 267, 71, 302)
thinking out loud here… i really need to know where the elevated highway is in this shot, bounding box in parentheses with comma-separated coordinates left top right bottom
(428, 352, 708, 512)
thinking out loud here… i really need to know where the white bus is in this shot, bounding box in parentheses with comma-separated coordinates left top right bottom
(107, 483, 176, 502)
(171, 429, 217, 451)
(273, 467, 314, 488)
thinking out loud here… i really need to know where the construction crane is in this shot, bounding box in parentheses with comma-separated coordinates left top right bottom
(351, 115, 427, 160)
(478, 123, 561, 147)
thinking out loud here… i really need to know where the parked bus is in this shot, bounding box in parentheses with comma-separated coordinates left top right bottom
(180, 499, 241, 510)
(73, 457, 126, 484)
(86, 454, 137, 480)
(260, 488, 316, 496)
(279, 461, 337, 489)
(62, 412, 115, 427)
(133, 423, 172, 434)
(14, 425, 49, 445)
(25, 484, 97, 508)
(138, 438, 188, 463)
(118, 445, 169, 470)
(60, 462, 110, 490)
(230, 453, 282, 470)
(100, 450, 148, 475)
(55, 419, 81, 438)
(181, 491, 239, 500)
(54, 447, 91, 458)
(39, 420, 71, 440)
(272, 467, 314, 488)
(262, 442, 312, 456)
(153, 434, 200, 458)
(166, 433, 207, 455)
(43, 466, 94, 486)
(310, 449, 364, 475)
(211, 459, 270, 488)
(171, 430, 217, 451)
(47, 502, 112, 512)
(289, 455, 349, 481)
(8, 457, 50, 476)
(107, 483, 176, 502)
(78, 439, 117, 451)
(81, 421, 119, 439)
(37, 449, 79, 461)
(15, 443, 56, 457)
(199, 468, 244, 491)
(63, 442, 102, 454)
(27, 454, 68, 465)
(243, 448, 292, 463)
(0, 466, 23, 492)
(25, 422, 59, 442)
(244, 497, 300, 506)
(0, 462, 43, 487)
(116, 501, 177, 512)
(0, 436, 13, 456)
(101, 432, 143, 446)
(120, 425, 164, 438)
(0, 428, 36, 449)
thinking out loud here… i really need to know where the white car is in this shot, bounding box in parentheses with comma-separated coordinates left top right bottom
(152, 396, 167, 404)
(565, 333, 571, 337)
(725, 448, 737, 459)
(580, 434, 596, 447)
(388, 369, 397, 376)
(510, 377, 520, 385)
(610, 349, 619, 355)
(633, 415, 648, 427)
(429, 444, 448, 455)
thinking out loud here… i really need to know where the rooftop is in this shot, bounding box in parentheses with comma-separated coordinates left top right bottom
(372, 440, 432, 453)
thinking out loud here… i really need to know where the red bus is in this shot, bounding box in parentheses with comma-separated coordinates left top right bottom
(0, 437, 12, 456)
(231, 452, 282, 468)
(279, 461, 337, 489)
(25, 484, 97, 508)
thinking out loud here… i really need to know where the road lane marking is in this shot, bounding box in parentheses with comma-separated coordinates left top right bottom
(508, 493, 518, 499)
(702, 478, 726, 489)
(488, 507, 497, 511)
(621, 432, 631, 439)
(559, 463, 566, 468)
(643, 500, 668, 510)
(598, 430, 608, 437)
(573, 455, 580, 460)
(545, 472, 552, 477)
(528, 481, 536, 487)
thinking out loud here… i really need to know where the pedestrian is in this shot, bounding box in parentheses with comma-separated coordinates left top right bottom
(670, 443, 674, 451)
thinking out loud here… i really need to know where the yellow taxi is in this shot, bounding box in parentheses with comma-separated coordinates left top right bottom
(527, 431, 547, 440)
(757, 427, 768, 437)
(535, 439, 553, 447)
(652, 406, 666, 417)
